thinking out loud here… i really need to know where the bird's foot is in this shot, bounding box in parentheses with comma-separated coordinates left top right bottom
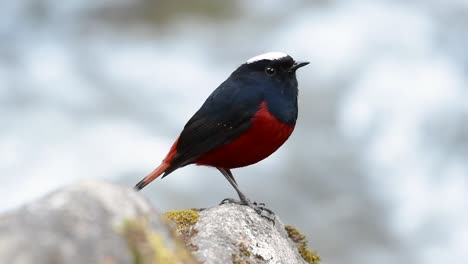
(220, 198, 244, 205)
(220, 198, 276, 224)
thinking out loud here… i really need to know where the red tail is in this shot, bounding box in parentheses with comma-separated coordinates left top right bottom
(134, 162, 170, 191)
(134, 137, 179, 191)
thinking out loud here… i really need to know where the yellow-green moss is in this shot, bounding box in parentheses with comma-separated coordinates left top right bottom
(285, 225, 320, 264)
(120, 218, 197, 264)
(163, 209, 200, 251)
(230, 241, 255, 264)
(238, 243, 252, 257)
(231, 253, 250, 264)
(163, 209, 199, 235)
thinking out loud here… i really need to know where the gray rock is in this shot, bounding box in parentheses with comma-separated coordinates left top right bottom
(0, 181, 196, 264)
(0, 181, 317, 264)
(175, 204, 313, 264)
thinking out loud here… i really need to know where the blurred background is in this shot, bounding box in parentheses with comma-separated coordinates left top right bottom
(1, 0, 467, 263)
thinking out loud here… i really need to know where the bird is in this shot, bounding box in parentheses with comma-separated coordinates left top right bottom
(134, 51, 308, 214)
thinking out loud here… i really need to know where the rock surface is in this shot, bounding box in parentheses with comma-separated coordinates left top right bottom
(0, 181, 318, 264)
(191, 204, 311, 264)
(0, 181, 195, 264)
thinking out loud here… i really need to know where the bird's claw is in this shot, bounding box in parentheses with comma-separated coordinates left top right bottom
(219, 198, 276, 224)
(220, 198, 240, 205)
(253, 201, 266, 207)
(252, 203, 275, 224)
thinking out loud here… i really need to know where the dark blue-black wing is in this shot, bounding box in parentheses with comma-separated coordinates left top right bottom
(162, 77, 263, 176)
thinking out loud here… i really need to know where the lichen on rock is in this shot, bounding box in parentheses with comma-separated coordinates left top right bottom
(163, 209, 200, 249)
(285, 225, 320, 264)
(121, 217, 198, 264)
(164, 209, 200, 234)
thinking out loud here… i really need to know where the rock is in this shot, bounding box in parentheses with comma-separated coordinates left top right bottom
(0, 181, 197, 264)
(165, 205, 320, 264)
(0, 180, 319, 264)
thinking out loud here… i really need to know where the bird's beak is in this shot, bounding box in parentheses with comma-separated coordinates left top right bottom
(289, 61, 310, 72)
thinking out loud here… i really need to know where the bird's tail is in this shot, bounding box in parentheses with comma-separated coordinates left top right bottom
(134, 162, 170, 191)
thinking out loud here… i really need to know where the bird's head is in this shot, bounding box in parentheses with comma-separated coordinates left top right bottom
(226, 52, 308, 124)
(245, 52, 309, 73)
(231, 52, 309, 94)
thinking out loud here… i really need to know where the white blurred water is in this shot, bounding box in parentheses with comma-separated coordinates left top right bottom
(1, 1, 467, 264)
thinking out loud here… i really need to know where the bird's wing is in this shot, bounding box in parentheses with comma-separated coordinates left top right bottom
(163, 78, 263, 175)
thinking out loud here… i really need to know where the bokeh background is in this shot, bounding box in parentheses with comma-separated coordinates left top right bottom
(1, 0, 467, 263)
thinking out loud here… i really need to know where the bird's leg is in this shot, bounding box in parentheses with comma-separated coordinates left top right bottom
(217, 168, 249, 204)
(217, 168, 275, 223)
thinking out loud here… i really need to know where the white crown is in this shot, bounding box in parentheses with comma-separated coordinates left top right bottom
(246, 52, 289, 64)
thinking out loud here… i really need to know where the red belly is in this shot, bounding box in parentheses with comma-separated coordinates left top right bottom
(195, 102, 295, 168)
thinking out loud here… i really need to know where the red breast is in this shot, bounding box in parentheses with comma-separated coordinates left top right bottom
(194, 101, 295, 168)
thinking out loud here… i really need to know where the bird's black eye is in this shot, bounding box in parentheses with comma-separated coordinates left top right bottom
(265, 66, 276, 76)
